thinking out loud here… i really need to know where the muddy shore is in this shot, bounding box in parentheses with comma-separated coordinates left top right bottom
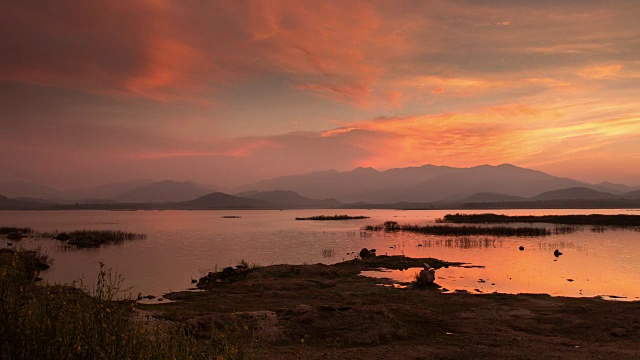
(141, 255, 640, 359)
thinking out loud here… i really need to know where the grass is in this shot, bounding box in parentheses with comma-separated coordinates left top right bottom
(295, 215, 370, 221)
(45, 230, 147, 248)
(0, 227, 33, 235)
(364, 221, 550, 237)
(0, 249, 256, 359)
(441, 213, 640, 226)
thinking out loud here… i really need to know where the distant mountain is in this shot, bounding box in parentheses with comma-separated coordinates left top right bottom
(460, 192, 528, 204)
(596, 181, 640, 194)
(0, 181, 60, 199)
(531, 187, 619, 201)
(0, 195, 48, 210)
(177, 192, 270, 209)
(242, 165, 457, 201)
(243, 164, 606, 203)
(63, 179, 155, 200)
(113, 180, 212, 203)
(237, 190, 341, 209)
(623, 190, 640, 199)
(390, 164, 591, 203)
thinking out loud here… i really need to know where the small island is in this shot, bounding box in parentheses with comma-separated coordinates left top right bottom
(441, 213, 640, 226)
(364, 221, 551, 236)
(295, 215, 370, 221)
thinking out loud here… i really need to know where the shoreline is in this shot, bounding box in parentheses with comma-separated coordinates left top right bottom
(140, 255, 639, 359)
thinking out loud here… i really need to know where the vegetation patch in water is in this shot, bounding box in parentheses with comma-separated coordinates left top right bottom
(364, 221, 550, 236)
(46, 230, 147, 248)
(441, 213, 640, 226)
(296, 215, 370, 220)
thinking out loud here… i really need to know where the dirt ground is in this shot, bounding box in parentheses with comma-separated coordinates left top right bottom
(141, 256, 640, 359)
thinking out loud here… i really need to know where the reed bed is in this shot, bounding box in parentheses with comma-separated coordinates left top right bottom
(441, 213, 640, 226)
(44, 230, 147, 248)
(421, 237, 499, 249)
(553, 226, 580, 234)
(0, 226, 33, 235)
(321, 248, 336, 258)
(364, 221, 550, 237)
(295, 215, 370, 221)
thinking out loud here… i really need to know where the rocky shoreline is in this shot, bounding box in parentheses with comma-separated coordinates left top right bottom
(141, 254, 639, 359)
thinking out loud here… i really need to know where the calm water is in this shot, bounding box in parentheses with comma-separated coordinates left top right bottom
(1, 209, 639, 301)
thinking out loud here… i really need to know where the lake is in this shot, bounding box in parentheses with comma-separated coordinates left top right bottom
(1, 209, 639, 301)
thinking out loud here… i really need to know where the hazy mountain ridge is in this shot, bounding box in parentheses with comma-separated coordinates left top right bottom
(236, 190, 341, 209)
(3, 164, 640, 208)
(242, 164, 610, 203)
(113, 180, 213, 203)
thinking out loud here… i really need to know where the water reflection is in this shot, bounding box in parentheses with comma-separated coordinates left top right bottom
(1, 209, 639, 301)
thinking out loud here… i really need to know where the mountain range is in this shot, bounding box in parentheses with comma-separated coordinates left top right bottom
(1, 164, 640, 209)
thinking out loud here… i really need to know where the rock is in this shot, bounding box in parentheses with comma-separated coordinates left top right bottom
(319, 305, 337, 311)
(143, 295, 156, 300)
(519, 246, 525, 251)
(554, 249, 563, 257)
(55, 233, 71, 241)
(359, 248, 376, 258)
(416, 267, 435, 285)
(610, 327, 626, 337)
(157, 297, 164, 302)
(191, 278, 197, 284)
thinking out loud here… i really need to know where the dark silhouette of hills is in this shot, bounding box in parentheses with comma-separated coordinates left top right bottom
(113, 180, 212, 203)
(531, 187, 619, 201)
(243, 165, 456, 202)
(623, 190, 640, 199)
(0, 195, 49, 210)
(244, 164, 595, 203)
(459, 192, 528, 203)
(596, 181, 640, 194)
(236, 190, 341, 209)
(176, 192, 270, 209)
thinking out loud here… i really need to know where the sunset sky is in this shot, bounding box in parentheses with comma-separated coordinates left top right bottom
(1, 0, 639, 189)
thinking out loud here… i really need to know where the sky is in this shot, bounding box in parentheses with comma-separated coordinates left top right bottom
(1, 0, 639, 189)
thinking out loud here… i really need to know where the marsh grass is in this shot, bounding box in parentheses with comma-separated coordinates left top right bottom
(553, 226, 580, 234)
(42, 230, 147, 248)
(295, 215, 370, 220)
(0, 249, 255, 359)
(321, 248, 336, 258)
(442, 213, 640, 226)
(364, 221, 551, 237)
(0, 226, 33, 235)
(420, 237, 500, 249)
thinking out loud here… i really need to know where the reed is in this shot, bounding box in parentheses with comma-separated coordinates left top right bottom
(364, 222, 550, 237)
(44, 230, 147, 248)
(295, 215, 370, 220)
(0, 249, 255, 359)
(441, 213, 640, 226)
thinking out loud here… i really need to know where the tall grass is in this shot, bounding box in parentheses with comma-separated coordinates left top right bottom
(0, 227, 33, 235)
(441, 213, 640, 226)
(0, 250, 254, 359)
(295, 215, 370, 220)
(44, 230, 147, 248)
(363, 221, 551, 237)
